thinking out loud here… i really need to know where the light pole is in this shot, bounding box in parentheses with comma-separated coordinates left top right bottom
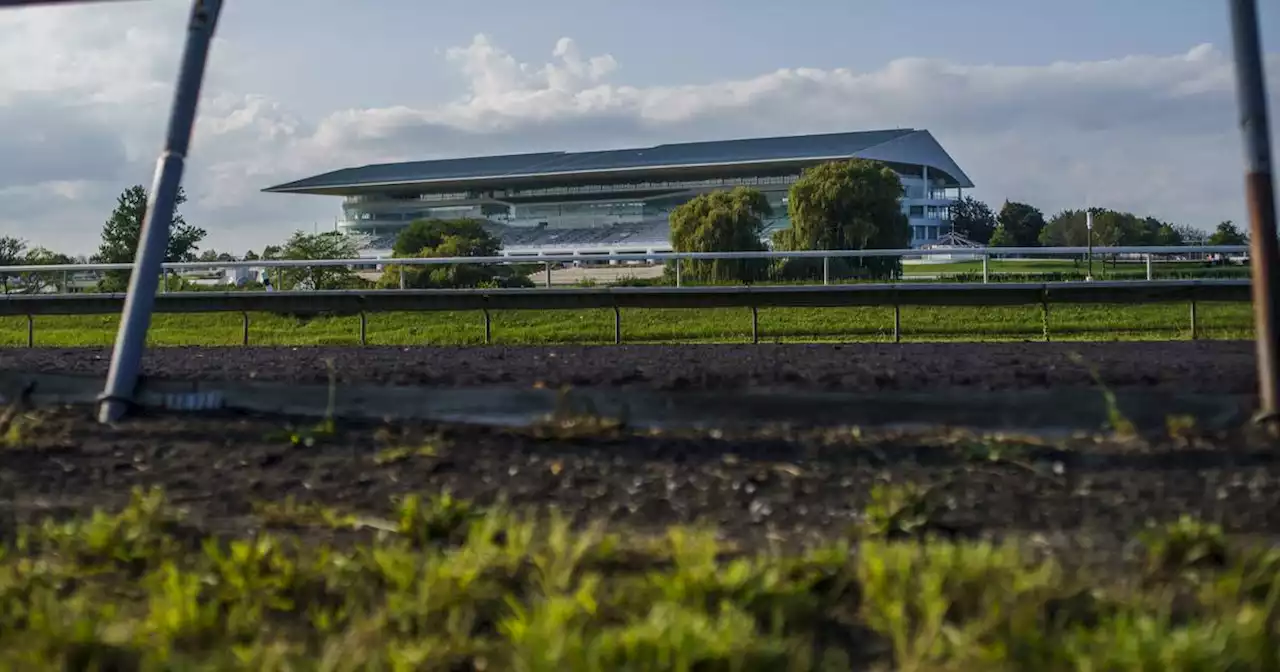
(1086, 210, 1094, 281)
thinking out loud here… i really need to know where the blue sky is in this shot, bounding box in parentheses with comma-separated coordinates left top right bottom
(0, 0, 1278, 255)
(224, 0, 1274, 108)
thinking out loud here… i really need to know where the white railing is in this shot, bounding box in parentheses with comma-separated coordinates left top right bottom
(0, 245, 1251, 275)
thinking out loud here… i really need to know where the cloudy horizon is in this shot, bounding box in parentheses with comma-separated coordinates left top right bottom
(1, 0, 1277, 257)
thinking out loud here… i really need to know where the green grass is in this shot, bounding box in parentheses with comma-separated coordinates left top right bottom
(0, 303, 1255, 347)
(3, 487, 1279, 670)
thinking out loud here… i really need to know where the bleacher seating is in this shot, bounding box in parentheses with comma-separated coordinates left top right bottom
(356, 221, 672, 256)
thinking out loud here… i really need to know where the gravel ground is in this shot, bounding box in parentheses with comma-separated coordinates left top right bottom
(2, 405, 1279, 558)
(0, 340, 1260, 394)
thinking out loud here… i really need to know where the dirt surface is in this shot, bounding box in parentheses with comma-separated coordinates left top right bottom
(0, 341, 1260, 394)
(3, 405, 1278, 560)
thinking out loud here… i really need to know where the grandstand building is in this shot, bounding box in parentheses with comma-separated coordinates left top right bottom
(263, 129, 973, 258)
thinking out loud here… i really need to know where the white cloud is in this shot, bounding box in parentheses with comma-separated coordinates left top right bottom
(0, 7, 1275, 256)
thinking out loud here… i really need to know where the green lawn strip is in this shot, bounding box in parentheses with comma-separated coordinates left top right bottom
(1, 488, 1274, 670)
(0, 303, 1254, 347)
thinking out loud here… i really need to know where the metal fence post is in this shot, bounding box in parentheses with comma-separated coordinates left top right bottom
(982, 254, 990, 283)
(675, 258, 682, 287)
(1145, 254, 1153, 281)
(823, 256, 830, 285)
(96, 0, 224, 423)
(544, 262, 552, 288)
(893, 304, 901, 343)
(399, 267, 406, 290)
(1190, 301, 1199, 340)
(359, 312, 367, 346)
(26, 315, 33, 348)
(613, 306, 622, 344)
(751, 306, 759, 344)
(1041, 289, 1051, 342)
(1229, 0, 1280, 422)
(483, 309, 491, 345)
(241, 312, 249, 346)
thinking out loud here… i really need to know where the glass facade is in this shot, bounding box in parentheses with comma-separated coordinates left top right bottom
(339, 168, 960, 250)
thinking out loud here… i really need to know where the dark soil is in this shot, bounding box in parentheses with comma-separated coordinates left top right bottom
(0, 340, 1260, 394)
(3, 405, 1278, 560)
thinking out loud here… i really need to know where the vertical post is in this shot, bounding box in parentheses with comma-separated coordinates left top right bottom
(359, 312, 367, 346)
(893, 304, 901, 344)
(241, 312, 249, 346)
(1087, 211, 1095, 281)
(675, 258, 683, 288)
(62, 270, 68, 294)
(1229, 0, 1280, 421)
(1146, 254, 1153, 281)
(613, 306, 621, 345)
(544, 262, 552, 288)
(823, 256, 830, 286)
(26, 315, 33, 348)
(97, 0, 224, 423)
(1190, 301, 1199, 340)
(751, 306, 759, 344)
(483, 309, 492, 345)
(1041, 292, 1051, 342)
(161, 270, 168, 294)
(982, 254, 989, 283)
(398, 267, 406, 290)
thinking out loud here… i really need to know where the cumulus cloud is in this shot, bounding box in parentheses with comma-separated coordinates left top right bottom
(0, 7, 1275, 255)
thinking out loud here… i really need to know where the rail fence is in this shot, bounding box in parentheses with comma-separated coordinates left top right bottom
(0, 279, 1251, 347)
(0, 245, 1253, 292)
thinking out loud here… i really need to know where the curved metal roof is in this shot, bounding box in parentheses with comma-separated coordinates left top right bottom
(264, 128, 973, 195)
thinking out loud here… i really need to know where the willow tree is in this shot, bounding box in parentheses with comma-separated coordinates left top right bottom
(773, 159, 909, 281)
(668, 187, 771, 283)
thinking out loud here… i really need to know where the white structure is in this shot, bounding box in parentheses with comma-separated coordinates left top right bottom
(264, 129, 974, 258)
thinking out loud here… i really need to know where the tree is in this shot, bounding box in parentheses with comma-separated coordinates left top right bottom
(379, 219, 524, 289)
(995, 201, 1046, 247)
(947, 196, 997, 244)
(988, 225, 1014, 247)
(668, 187, 771, 283)
(1173, 223, 1208, 246)
(0, 237, 74, 294)
(774, 159, 910, 280)
(95, 185, 206, 291)
(1207, 220, 1248, 246)
(269, 231, 364, 290)
(197, 249, 238, 263)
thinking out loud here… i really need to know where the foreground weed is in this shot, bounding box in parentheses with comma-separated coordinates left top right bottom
(5, 489, 1280, 670)
(1068, 351, 1137, 437)
(1141, 515, 1230, 578)
(857, 482, 951, 539)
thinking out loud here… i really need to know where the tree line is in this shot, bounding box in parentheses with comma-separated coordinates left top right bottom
(949, 196, 1249, 248)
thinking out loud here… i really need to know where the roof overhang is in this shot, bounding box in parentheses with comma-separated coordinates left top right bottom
(265, 155, 970, 197)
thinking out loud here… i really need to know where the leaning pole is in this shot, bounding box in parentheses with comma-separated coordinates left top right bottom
(96, 0, 225, 422)
(1227, 0, 1280, 424)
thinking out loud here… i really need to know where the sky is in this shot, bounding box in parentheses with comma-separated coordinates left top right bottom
(1, 0, 1278, 257)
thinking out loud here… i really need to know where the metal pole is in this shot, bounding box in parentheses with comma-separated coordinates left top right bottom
(359, 312, 367, 346)
(982, 254, 989, 283)
(96, 0, 223, 423)
(544, 262, 552, 288)
(613, 306, 621, 344)
(241, 312, 249, 346)
(675, 258, 682, 287)
(26, 315, 33, 348)
(483, 309, 491, 345)
(1087, 212, 1094, 281)
(823, 256, 830, 285)
(1229, 0, 1280, 421)
(1146, 254, 1153, 281)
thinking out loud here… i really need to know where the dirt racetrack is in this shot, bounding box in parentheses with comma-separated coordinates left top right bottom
(0, 340, 1261, 395)
(0, 340, 1275, 557)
